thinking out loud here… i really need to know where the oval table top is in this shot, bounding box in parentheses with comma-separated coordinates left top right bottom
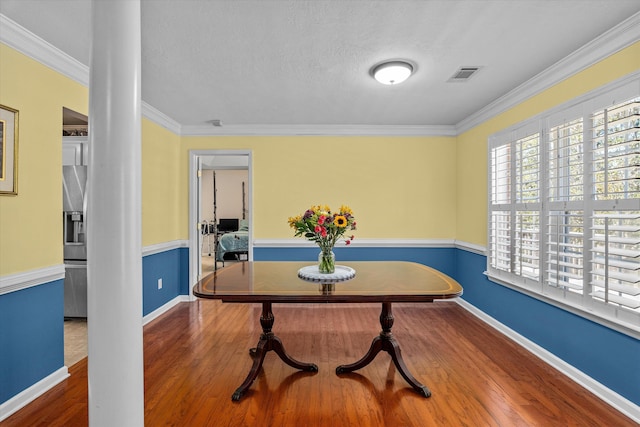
(193, 261, 463, 303)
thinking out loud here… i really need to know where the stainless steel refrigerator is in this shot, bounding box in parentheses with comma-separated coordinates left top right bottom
(63, 165, 88, 317)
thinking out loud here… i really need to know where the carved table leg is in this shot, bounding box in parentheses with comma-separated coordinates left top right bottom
(336, 302, 431, 398)
(232, 302, 318, 401)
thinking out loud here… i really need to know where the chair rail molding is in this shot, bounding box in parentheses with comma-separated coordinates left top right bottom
(0, 265, 65, 296)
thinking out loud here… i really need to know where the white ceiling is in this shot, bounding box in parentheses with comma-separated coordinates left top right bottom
(1, 0, 640, 132)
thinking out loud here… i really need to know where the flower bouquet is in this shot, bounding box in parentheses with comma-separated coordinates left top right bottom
(288, 205, 356, 273)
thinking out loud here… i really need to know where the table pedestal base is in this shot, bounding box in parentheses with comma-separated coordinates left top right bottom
(336, 302, 432, 398)
(232, 302, 318, 401)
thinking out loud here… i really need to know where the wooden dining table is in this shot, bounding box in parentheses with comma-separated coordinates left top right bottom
(193, 261, 463, 401)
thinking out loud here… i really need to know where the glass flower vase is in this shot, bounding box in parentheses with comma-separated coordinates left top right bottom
(318, 250, 336, 274)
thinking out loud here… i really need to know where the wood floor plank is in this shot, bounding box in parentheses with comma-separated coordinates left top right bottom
(2, 300, 636, 426)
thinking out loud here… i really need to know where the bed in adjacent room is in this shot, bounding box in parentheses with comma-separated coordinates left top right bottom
(216, 220, 249, 262)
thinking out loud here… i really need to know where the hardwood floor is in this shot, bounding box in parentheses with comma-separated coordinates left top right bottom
(4, 301, 636, 426)
(59, 257, 221, 370)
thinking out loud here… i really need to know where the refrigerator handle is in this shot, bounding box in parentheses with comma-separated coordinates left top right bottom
(83, 176, 88, 221)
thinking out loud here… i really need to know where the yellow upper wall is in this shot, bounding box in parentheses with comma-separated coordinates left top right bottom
(0, 44, 87, 276)
(0, 43, 183, 276)
(2, 39, 638, 275)
(179, 136, 457, 241)
(456, 41, 640, 246)
(141, 119, 181, 246)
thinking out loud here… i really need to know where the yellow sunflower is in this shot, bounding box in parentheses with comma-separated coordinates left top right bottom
(334, 215, 348, 227)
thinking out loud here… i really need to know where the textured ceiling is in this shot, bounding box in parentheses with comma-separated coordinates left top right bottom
(2, 0, 640, 130)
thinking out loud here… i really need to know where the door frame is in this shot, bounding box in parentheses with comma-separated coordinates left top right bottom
(188, 149, 252, 299)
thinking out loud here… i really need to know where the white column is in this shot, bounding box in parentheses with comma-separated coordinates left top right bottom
(87, 0, 143, 426)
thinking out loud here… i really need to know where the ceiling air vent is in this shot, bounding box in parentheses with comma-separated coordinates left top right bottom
(448, 66, 481, 82)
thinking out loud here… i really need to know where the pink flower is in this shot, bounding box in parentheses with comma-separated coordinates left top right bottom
(345, 240, 351, 245)
(318, 215, 326, 225)
(321, 227, 327, 238)
(314, 225, 322, 233)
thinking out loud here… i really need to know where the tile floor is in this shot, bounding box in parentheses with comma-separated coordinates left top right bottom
(63, 318, 87, 367)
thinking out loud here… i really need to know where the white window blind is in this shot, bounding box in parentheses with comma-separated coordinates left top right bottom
(488, 77, 640, 337)
(489, 125, 542, 278)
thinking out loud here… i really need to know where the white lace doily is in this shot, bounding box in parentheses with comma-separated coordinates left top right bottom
(297, 265, 356, 283)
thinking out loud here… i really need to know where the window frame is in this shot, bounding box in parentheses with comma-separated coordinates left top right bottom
(486, 73, 640, 339)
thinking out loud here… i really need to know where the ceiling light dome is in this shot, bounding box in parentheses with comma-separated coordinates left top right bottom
(372, 61, 414, 85)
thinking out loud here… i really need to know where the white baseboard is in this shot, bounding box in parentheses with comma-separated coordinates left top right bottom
(143, 295, 190, 325)
(0, 367, 69, 422)
(0, 296, 188, 423)
(456, 298, 640, 423)
(3, 298, 636, 423)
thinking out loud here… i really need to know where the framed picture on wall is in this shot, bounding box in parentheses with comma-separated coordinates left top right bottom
(0, 104, 19, 195)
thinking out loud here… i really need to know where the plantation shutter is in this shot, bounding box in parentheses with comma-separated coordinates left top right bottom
(514, 133, 541, 280)
(487, 76, 640, 336)
(588, 97, 640, 324)
(489, 139, 512, 275)
(488, 125, 541, 283)
(544, 113, 586, 304)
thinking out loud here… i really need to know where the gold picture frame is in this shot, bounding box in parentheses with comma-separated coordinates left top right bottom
(0, 104, 19, 195)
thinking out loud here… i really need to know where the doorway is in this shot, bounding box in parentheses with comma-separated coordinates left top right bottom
(188, 150, 252, 296)
(62, 107, 89, 367)
(200, 168, 249, 273)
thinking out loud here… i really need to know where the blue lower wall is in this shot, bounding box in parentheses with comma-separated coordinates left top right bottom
(142, 247, 188, 316)
(0, 248, 189, 408)
(454, 249, 640, 407)
(0, 280, 64, 403)
(3, 244, 638, 410)
(254, 245, 639, 407)
(253, 246, 456, 277)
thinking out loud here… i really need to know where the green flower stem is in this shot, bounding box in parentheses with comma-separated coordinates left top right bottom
(318, 250, 335, 274)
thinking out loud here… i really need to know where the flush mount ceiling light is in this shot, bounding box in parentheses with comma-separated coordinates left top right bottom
(371, 61, 414, 85)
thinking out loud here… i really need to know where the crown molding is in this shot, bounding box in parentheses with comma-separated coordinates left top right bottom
(0, 14, 184, 135)
(180, 124, 457, 137)
(456, 11, 640, 134)
(141, 103, 182, 135)
(3, 11, 638, 138)
(0, 14, 89, 86)
(0, 13, 454, 138)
